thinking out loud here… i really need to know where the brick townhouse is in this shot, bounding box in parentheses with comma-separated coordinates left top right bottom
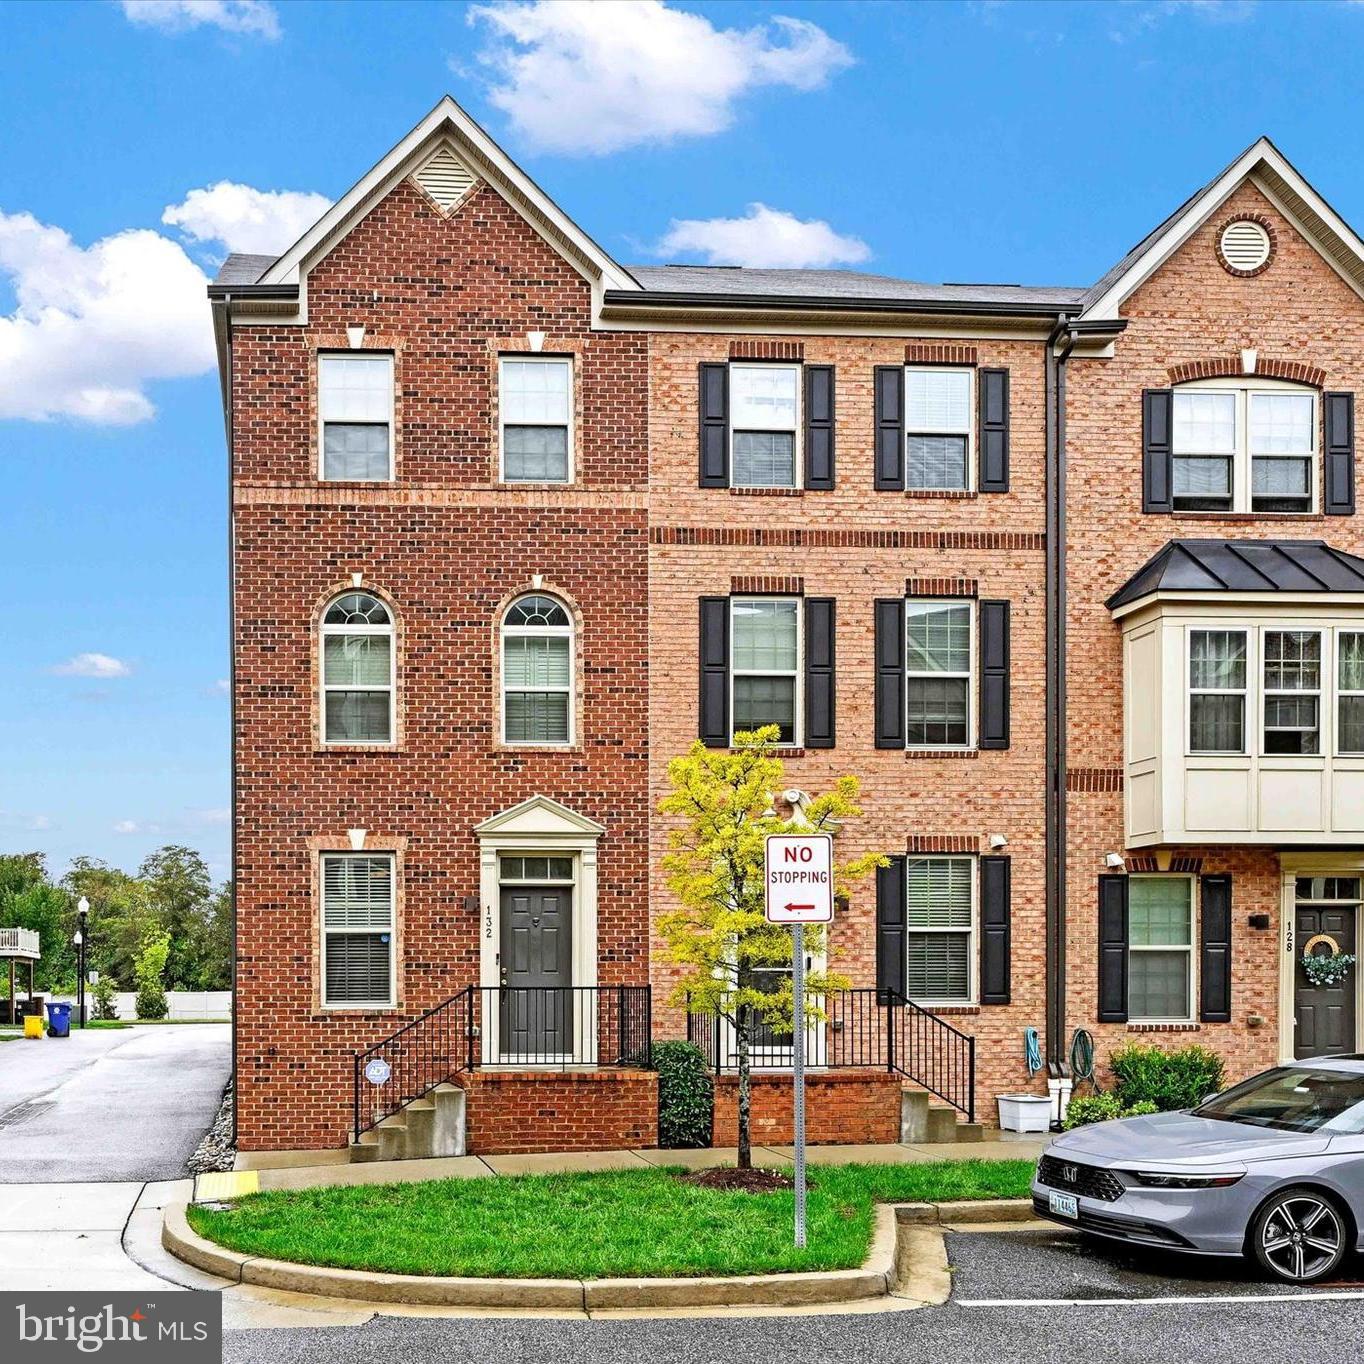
(211, 97, 1364, 1158)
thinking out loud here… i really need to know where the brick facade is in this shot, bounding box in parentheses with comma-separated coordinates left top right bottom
(711, 1070, 902, 1148)
(459, 1069, 658, 1155)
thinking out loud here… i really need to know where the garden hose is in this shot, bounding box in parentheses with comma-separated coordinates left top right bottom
(1069, 1027, 1098, 1093)
(1024, 1026, 1043, 1076)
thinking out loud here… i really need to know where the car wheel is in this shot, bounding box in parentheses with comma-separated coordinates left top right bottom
(1250, 1187, 1348, 1284)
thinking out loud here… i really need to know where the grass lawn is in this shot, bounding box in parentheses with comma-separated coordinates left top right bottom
(187, 1159, 1034, 1279)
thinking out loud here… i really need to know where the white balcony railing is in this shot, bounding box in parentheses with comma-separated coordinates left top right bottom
(0, 927, 40, 958)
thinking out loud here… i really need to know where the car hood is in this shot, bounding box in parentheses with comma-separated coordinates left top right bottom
(1048, 1110, 1333, 1166)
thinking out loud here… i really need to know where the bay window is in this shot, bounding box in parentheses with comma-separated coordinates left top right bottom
(1188, 629, 1246, 753)
(1340, 632, 1364, 754)
(1264, 630, 1321, 755)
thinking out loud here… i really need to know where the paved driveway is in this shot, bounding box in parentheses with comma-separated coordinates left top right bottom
(0, 1023, 230, 1182)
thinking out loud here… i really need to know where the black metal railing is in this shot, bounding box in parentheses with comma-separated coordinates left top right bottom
(354, 984, 652, 1137)
(686, 987, 975, 1123)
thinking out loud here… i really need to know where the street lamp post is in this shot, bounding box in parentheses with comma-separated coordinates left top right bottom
(75, 897, 89, 1028)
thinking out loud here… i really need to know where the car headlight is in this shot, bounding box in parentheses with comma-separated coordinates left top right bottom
(1127, 1170, 1245, 1189)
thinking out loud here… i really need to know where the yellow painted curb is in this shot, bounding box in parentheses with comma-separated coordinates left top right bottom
(195, 1170, 260, 1203)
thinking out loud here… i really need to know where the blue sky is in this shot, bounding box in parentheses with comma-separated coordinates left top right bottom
(3, 0, 1364, 880)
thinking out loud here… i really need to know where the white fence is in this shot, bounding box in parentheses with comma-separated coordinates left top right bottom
(48, 990, 232, 1020)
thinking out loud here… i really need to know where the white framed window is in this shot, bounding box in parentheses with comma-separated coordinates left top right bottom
(501, 595, 573, 744)
(322, 852, 395, 1008)
(500, 357, 573, 483)
(1171, 380, 1316, 514)
(906, 856, 975, 1004)
(499, 855, 575, 883)
(321, 592, 394, 745)
(1340, 632, 1364, 754)
(1264, 629, 1321, 755)
(1188, 628, 1247, 754)
(906, 599, 973, 748)
(1128, 875, 1194, 1022)
(730, 596, 801, 744)
(906, 367, 973, 491)
(319, 353, 394, 481)
(730, 363, 799, 488)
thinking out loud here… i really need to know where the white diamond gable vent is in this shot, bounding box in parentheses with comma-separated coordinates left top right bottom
(414, 145, 476, 211)
(1218, 218, 1273, 275)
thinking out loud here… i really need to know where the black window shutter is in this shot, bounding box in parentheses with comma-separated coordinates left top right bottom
(1200, 874, 1232, 1023)
(978, 600, 1011, 750)
(876, 856, 907, 1001)
(980, 855, 1011, 1005)
(1142, 388, 1174, 513)
(1097, 874, 1129, 1022)
(804, 597, 836, 749)
(698, 363, 729, 488)
(978, 368, 1010, 493)
(698, 597, 729, 747)
(1325, 391, 1355, 515)
(874, 599, 905, 748)
(874, 365, 905, 489)
(804, 365, 835, 490)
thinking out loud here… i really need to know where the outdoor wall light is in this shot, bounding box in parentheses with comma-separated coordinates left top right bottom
(1104, 852, 1127, 870)
(988, 833, 1008, 850)
(1248, 912, 1272, 930)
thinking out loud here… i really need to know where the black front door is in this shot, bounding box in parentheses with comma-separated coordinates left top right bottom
(1295, 903, 1357, 1059)
(499, 886, 572, 1058)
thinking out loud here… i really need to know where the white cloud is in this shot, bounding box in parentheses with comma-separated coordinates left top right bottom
(120, 0, 281, 40)
(51, 653, 132, 679)
(189, 807, 231, 826)
(112, 819, 143, 835)
(466, 0, 852, 156)
(162, 182, 330, 256)
(0, 211, 214, 424)
(213, 678, 230, 694)
(653, 203, 870, 269)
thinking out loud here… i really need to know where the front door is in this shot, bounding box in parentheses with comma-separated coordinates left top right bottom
(499, 885, 572, 1059)
(1294, 877, 1359, 1059)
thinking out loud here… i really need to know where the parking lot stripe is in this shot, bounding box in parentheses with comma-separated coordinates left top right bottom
(958, 1290, 1364, 1307)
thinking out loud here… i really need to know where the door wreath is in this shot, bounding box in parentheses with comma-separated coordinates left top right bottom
(1301, 933, 1357, 988)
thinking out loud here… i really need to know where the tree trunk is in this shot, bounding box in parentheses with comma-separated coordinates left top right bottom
(736, 999, 751, 1170)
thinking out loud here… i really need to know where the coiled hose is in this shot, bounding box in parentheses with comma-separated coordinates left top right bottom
(1024, 1026, 1043, 1076)
(1069, 1027, 1098, 1093)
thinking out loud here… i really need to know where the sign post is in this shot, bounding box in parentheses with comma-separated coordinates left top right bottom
(764, 833, 833, 1250)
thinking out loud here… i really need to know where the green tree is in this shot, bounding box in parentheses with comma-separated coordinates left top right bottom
(183, 881, 233, 990)
(0, 854, 75, 991)
(657, 726, 884, 1169)
(133, 928, 171, 1020)
(138, 845, 211, 989)
(91, 974, 119, 1021)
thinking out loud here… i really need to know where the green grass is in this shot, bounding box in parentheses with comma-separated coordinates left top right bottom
(186, 1159, 1034, 1279)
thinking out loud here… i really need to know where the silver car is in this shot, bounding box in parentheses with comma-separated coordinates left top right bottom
(1033, 1057, 1364, 1282)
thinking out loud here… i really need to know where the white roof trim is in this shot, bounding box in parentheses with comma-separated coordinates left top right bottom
(1082, 138, 1364, 321)
(260, 96, 638, 295)
(473, 794, 607, 839)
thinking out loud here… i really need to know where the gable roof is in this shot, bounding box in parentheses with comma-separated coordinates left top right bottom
(1079, 137, 1364, 321)
(1107, 539, 1364, 611)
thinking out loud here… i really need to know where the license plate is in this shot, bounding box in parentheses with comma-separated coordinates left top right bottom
(1049, 1191, 1079, 1220)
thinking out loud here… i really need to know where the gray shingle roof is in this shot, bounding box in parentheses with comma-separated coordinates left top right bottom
(213, 253, 278, 286)
(1107, 540, 1364, 609)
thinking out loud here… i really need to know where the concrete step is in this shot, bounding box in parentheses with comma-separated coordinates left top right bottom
(404, 1100, 438, 1159)
(924, 1104, 975, 1143)
(349, 1132, 381, 1163)
(377, 1120, 408, 1161)
(900, 1090, 930, 1144)
(432, 1083, 468, 1158)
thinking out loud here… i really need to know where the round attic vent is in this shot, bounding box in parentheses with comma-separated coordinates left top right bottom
(1217, 217, 1274, 276)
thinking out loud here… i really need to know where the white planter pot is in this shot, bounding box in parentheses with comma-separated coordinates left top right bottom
(996, 1093, 1053, 1133)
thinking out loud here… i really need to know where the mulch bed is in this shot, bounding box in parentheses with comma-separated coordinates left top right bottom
(679, 1167, 803, 1194)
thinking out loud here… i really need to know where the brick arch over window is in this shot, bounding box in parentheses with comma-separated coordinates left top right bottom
(1168, 356, 1327, 389)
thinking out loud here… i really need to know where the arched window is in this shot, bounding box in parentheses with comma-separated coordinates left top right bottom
(322, 592, 394, 744)
(501, 595, 572, 744)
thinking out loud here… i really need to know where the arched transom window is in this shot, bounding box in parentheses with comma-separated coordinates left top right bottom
(501, 595, 572, 744)
(322, 592, 394, 744)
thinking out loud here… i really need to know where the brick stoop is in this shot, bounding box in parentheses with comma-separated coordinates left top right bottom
(710, 1069, 902, 1147)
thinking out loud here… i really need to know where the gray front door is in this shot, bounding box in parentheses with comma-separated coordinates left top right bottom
(1295, 903, 1357, 1059)
(499, 885, 572, 1058)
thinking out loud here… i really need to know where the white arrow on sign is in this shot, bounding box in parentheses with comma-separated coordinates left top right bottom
(763, 834, 833, 924)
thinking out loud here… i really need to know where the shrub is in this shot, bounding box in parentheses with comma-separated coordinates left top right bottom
(133, 929, 170, 1021)
(1109, 1043, 1225, 1112)
(92, 976, 119, 1021)
(1063, 1094, 1158, 1130)
(135, 981, 168, 1020)
(653, 1040, 713, 1148)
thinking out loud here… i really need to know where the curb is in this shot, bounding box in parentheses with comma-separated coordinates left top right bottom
(163, 1202, 900, 1311)
(895, 1198, 1034, 1225)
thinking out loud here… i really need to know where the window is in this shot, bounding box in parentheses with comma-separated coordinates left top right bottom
(905, 600, 972, 747)
(1264, 630, 1321, 754)
(500, 357, 572, 483)
(1128, 877, 1193, 1021)
(906, 368, 972, 491)
(1188, 629, 1246, 753)
(730, 364, 799, 488)
(1171, 382, 1316, 514)
(730, 597, 800, 743)
(500, 855, 574, 882)
(906, 856, 974, 1003)
(501, 595, 572, 744)
(322, 853, 395, 1007)
(321, 593, 393, 744)
(1340, 633, 1364, 754)
(319, 354, 393, 481)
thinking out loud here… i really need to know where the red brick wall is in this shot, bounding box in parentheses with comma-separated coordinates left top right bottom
(711, 1070, 902, 1147)
(459, 1069, 658, 1154)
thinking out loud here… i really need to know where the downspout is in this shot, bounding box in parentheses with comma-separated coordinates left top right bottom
(1044, 314, 1077, 1075)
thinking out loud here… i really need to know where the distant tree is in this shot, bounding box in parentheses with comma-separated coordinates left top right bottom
(0, 876, 74, 991)
(138, 845, 211, 989)
(91, 974, 119, 1021)
(133, 928, 171, 1020)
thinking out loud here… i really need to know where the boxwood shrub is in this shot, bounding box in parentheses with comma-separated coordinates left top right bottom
(653, 1040, 713, 1148)
(1109, 1043, 1225, 1112)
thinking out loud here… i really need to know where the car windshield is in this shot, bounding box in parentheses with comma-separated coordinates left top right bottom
(1195, 1066, 1364, 1133)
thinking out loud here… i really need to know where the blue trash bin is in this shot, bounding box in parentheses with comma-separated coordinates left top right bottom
(46, 1002, 71, 1038)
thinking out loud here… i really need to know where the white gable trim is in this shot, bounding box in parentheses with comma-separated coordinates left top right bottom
(473, 794, 606, 839)
(259, 96, 638, 302)
(1082, 138, 1364, 321)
